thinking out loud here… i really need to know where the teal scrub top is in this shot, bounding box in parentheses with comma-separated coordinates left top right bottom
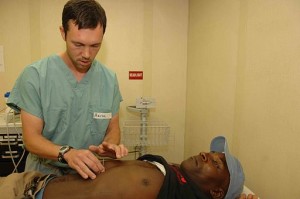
(8, 54, 122, 173)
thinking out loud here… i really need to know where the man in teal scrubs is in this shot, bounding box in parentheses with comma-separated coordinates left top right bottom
(7, 0, 128, 179)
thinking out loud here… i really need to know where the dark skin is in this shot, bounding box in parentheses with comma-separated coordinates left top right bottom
(44, 160, 164, 199)
(180, 152, 230, 198)
(43, 152, 256, 199)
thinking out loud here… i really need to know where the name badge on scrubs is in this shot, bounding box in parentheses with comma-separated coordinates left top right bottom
(93, 112, 112, 119)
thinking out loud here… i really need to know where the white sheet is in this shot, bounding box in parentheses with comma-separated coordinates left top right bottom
(242, 186, 260, 199)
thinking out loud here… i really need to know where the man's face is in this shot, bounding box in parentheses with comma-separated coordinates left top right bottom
(60, 20, 104, 73)
(181, 152, 230, 194)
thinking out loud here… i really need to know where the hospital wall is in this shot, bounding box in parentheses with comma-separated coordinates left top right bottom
(186, 0, 300, 198)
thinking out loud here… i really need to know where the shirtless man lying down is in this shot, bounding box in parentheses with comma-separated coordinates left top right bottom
(0, 136, 258, 199)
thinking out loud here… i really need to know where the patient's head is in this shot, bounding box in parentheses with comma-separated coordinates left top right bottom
(180, 136, 245, 199)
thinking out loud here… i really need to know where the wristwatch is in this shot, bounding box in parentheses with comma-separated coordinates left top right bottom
(58, 145, 73, 164)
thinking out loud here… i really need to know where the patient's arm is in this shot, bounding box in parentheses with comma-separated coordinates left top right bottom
(238, 193, 259, 199)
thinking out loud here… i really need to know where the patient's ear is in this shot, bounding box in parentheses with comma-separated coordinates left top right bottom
(209, 188, 225, 199)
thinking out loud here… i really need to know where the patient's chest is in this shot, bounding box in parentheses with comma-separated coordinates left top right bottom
(45, 160, 165, 199)
(93, 160, 165, 199)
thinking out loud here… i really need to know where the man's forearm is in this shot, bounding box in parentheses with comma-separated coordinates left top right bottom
(103, 128, 121, 144)
(23, 132, 61, 160)
(103, 113, 121, 144)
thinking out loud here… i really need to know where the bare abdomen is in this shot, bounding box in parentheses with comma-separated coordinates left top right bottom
(44, 161, 165, 199)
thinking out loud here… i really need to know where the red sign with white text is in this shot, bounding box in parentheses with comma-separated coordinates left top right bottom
(129, 71, 143, 80)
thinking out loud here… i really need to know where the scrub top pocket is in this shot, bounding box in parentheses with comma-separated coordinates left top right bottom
(89, 106, 112, 136)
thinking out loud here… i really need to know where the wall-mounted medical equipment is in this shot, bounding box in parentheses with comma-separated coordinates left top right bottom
(122, 97, 170, 157)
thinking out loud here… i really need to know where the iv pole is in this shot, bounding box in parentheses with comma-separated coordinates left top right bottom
(127, 106, 149, 157)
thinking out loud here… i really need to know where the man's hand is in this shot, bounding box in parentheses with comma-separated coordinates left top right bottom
(89, 141, 128, 159)
(239, 193, 259, 199)
(63, 148, 105, 179)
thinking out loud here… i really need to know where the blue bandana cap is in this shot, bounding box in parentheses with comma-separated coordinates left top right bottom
(210, 136, 245, 199)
